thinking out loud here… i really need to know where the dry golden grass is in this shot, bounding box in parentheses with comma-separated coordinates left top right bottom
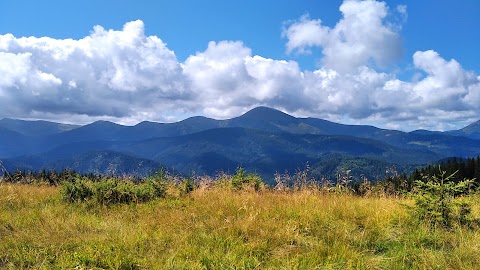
(1, 183, 480, 269)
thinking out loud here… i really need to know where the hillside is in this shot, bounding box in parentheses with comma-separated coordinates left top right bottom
(447, 120, 480, 140)
(44, 150, 160, 177)
(1, 107, 479, 181)
(114, 127, 438, 178)
(0, 118, 79, 136)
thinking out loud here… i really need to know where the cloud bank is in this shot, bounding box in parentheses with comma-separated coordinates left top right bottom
(0, 0, 479, 130)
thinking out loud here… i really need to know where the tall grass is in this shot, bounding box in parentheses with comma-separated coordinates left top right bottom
(1, 181, 480, 269)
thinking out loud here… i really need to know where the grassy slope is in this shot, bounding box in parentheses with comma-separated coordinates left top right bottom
(1, 183, 480, 269)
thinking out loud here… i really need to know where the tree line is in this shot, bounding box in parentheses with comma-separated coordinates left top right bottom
(2, 157, 480, 194)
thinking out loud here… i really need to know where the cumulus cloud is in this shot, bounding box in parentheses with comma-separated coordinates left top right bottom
(283, 0, 403, 73)
(282, 15, 329, 55)
(0, 1, 479, 131)
(182, 41, 308, 117)
(0, 20, 188, 123)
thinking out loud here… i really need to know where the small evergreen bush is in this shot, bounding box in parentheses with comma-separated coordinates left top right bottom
(231, 167, 263, 191)
(61, 177, 94, 202)
(61, 175, 167, 205)
(410, 169, 475, 228)
(179, 178, 195, 195)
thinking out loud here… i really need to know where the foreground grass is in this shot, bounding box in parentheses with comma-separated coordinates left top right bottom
(1, 183, 480, 269)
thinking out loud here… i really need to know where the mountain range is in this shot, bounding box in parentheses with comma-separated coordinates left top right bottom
(1, 107, 480, 183)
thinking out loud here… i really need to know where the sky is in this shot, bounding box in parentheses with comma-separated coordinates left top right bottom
(0, 0, 479, 131)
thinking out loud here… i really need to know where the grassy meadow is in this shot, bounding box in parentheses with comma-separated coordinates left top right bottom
(1, 179, 480, 269)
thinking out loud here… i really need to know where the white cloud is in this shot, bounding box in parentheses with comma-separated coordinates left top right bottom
(411, 50, 478, 111)
(183, 41, 308, 116)
(283, 0, 402, 73)
(0, 20, 188, 123)
(282, 15, 329, 55)
(183, 41, 254, 108)
(0, 52, 31, 88)
(396, 5, 408, 22)
(0, 1, 479, 131)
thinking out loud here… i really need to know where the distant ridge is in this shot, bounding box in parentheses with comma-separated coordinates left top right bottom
(1, 106, 479, 182)
(0, 118, 79, 136)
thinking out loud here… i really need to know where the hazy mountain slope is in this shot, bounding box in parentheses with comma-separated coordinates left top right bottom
(0, 118, 79, 136)
(46, 121, 128, 144)
(45, 150, 160, 176)
(222, 107, 480, 158)
(1, 140, 118, 170)
(113, 127, 440, 178)
(124, 116, 221, 140)
(2, 106, 479, 180)
(446, 120, 480, 140)
(1, 150, 160, 177)
(309, 154, 414, 182)
(0, 127, 37, 158)
(28, 107, 480, 161)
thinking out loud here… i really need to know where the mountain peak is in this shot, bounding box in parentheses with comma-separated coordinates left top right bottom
(240, 107, 296, 121)
(88, 120, 121, 127)
(74, 121, 125, 133)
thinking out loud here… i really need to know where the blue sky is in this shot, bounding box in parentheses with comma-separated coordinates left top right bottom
(2, 0, 478, 71)
(0, 0, 479, 130)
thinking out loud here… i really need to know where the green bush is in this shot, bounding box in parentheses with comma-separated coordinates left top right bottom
(410, 169, 475, 228)
(60, 176, 167, 205)
(231, 167, 263, 191)
(61, 177, 94, 203)
(144, 169, 168, 198)
(179, 178, 195, 195)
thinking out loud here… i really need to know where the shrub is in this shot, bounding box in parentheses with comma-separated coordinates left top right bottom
(93, 178, 120, 205)
(231, 167, 263, 191)
(410, 169, 475, 228)
(61, 177, 94, 202)
(61, 176, 167, 205)
(144, 169, 168, 198)
(179, 178, 195, 195)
